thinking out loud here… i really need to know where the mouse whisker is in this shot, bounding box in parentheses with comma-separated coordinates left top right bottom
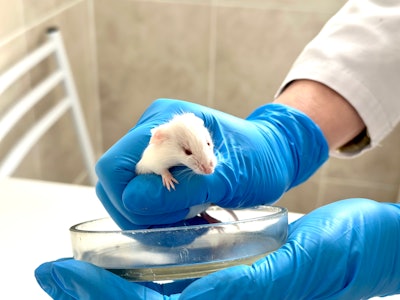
(174, 167, 193, 178)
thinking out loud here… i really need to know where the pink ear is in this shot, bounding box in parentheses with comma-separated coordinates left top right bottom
(150, 127, 168, 144)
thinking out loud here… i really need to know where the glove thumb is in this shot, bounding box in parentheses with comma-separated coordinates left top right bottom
(35, 259, 174, 300)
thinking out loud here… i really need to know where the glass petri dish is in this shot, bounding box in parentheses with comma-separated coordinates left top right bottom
(70, 206, 287, 282)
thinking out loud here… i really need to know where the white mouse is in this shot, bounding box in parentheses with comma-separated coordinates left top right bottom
(136, 113, 217, 191)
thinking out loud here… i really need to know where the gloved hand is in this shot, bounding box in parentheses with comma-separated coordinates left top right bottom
(95, 99, 328, 228)
(35, 199, 400, 299)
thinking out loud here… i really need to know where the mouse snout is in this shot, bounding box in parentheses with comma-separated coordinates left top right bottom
(200, 159, 216, 174)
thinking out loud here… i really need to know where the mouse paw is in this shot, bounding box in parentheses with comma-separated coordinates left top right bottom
(161, 172, 179, 191)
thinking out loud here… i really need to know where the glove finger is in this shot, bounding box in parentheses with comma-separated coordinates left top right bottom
(35, 259, 75, 300)
(44, 259, 168, 300)
(122, 167, 230, 225)
(95, 182, 148, 229)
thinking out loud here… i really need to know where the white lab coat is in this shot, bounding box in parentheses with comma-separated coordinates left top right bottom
(277, 0, 400, 157)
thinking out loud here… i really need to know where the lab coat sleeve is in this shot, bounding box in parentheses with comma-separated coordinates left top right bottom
(276, 0, 400, 157)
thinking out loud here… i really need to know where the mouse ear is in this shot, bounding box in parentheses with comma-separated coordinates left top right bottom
(194, 116, 204, 126)
(150, 126, 169, 144)
(186, 113, 204, 125)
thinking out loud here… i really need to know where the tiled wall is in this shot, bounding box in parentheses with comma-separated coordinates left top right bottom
(1, 0, 399, 211)
(0, 0, 102, 185)
(95, 0, 349, 148)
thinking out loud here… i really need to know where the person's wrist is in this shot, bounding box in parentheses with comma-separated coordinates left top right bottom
(275, 79, 366, 150)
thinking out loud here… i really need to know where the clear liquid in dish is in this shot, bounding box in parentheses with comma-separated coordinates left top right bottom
(107, 252, 271, 281)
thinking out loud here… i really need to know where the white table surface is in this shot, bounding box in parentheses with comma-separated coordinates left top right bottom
(0, 177, 108, 299)
(0, 177, 398, 299)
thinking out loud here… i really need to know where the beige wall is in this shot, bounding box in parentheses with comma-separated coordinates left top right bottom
(1, 0, 399, 212)
(95, 0, 348, 148)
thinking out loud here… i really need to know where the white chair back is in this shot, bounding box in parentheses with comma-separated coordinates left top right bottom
(0, 28, 96, 184)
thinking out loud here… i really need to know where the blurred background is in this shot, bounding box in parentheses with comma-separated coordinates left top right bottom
(1, 0, 399, 213)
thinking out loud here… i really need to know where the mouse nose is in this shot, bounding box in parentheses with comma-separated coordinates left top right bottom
(201, 161, 215, 174)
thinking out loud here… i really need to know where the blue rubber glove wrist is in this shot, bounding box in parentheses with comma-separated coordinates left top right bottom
(246, 103, 328, 188)
(95, 99, 328, 228)
(179, 199, 400, 299)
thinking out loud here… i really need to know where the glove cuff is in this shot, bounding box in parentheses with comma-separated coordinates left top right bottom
(246, 103, 329, 189)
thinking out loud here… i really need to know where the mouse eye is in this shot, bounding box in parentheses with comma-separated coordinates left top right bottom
(183, 148, 192, 155)
(207, 142, 211, 146)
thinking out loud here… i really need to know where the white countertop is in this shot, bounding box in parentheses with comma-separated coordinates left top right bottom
(0, 177, 108, 300)
(0, 177, 398, 299)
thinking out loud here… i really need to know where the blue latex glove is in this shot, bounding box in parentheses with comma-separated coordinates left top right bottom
(35, 199, 400, 299)
(95, 99, 328, 228)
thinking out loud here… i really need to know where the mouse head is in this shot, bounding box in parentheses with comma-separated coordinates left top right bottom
(150, 113, 217, 174)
